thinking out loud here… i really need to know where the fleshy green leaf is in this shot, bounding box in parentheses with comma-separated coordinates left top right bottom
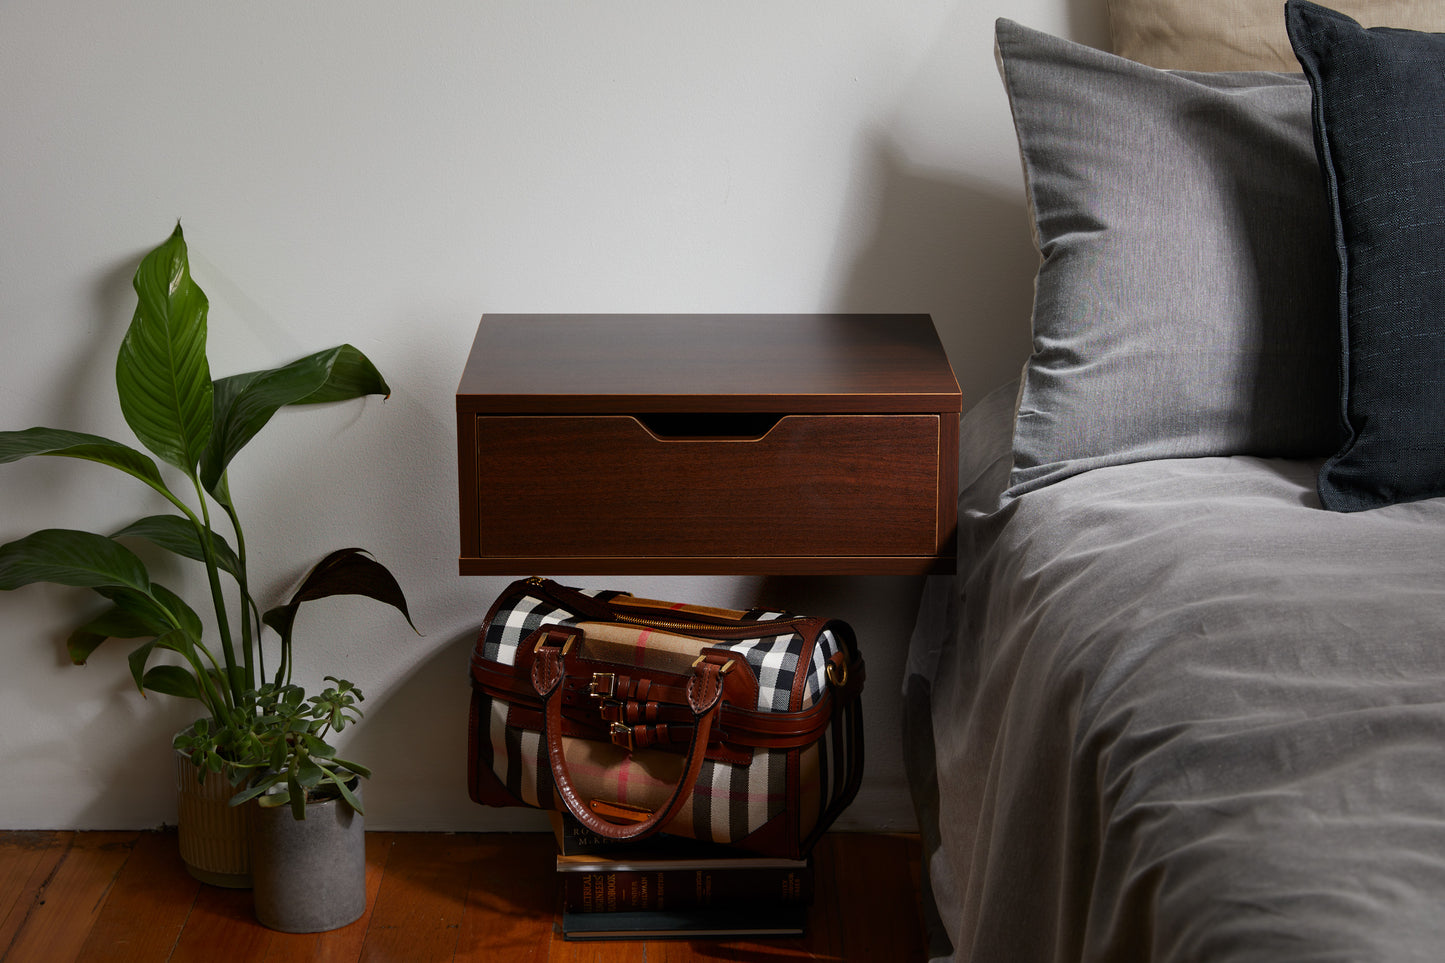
(331, 758, 371, 781)
(0, 529, 150, 594)
(229, 780, 274, 806)
(262, 548, 417, 647)
(200, 345, 390, 495)
(301, 733, 334, 757)
(0, 427, 175, 500)
(117, 224, 214, 476)
(287, 770, 306, 820)
(326, 770, 365, 814)
(111, 515, 241, 580)
(296, 759, 325, 789)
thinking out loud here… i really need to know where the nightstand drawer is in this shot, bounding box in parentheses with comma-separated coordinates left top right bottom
(456, 314, 961, 575)
(466, 413, 945, 568)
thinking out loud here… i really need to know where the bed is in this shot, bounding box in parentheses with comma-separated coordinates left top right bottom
(904, 4, 1445, 960)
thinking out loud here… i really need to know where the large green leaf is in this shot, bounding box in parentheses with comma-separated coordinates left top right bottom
(199, 345, 390, 495)
(0, 427, 176, 500)
(141, 663, 204, 700)
(148, 582, 205, 640)
(67, 604, 160, 665)
(261, 548, 417, 647)
(117, 224, 214, 476)
(92, 582, 202, 643)
(126, 637, 162, 694)
(287, 345, 390, 406)
(111, 515, 241, 580)
(0, 529, 151, 594)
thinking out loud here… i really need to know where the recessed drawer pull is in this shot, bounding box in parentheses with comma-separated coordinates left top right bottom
(633, 412, 783, 442)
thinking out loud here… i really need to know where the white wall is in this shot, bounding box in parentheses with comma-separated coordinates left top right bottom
(0, 0, 1108, 831)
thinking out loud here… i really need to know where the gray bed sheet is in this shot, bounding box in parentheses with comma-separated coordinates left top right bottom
(905, 383, 1445, 962)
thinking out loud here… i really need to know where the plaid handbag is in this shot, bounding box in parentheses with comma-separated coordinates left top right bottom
(467, 577, 864, 859)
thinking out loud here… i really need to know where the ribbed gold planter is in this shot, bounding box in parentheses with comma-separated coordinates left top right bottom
(175, 750, 251, 888)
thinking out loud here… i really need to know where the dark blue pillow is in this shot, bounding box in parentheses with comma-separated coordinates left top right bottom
(1286, 0, 1445, 512)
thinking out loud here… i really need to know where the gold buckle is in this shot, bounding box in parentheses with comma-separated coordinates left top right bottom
(588, 672, 616, 698)
(692, 654, 736, 675)
(533, 632, 575, 657)
(610, 722, 635, 752)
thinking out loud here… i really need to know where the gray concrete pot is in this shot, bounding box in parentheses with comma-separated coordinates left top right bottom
(248, 782, 366, 933)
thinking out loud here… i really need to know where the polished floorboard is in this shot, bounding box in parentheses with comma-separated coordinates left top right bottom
(0, 830, 925, 962)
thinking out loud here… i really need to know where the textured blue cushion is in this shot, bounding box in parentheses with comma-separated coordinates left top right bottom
(1287, 0, 1445, 512)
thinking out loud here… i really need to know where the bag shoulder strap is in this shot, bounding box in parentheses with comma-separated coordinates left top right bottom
(530, 626, 733, 841)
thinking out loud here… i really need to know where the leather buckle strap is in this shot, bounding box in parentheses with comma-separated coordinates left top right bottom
(529, 626, 582, 698)
(532, 637, 730, 841)
(534, 628, 575, 657)
(609, 721, 635, 752)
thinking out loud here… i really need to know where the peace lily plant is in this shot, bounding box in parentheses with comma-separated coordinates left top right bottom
(0, 224, 413, 819)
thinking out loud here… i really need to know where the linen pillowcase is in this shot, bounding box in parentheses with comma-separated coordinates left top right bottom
(1108, 0, 1445, 71)
(1287, 1, 1445, 512)
(996, 19, 1339, 496)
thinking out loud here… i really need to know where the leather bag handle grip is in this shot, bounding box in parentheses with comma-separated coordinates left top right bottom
(530, 627, 728, 841)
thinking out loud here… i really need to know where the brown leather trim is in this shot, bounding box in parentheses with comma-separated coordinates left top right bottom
(504, 704, 753, 767)
(511, 577, 832, 641)
(472, 648, 864, 750)
(533, 641, 725, 840)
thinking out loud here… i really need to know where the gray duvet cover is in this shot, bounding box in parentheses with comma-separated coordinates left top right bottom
(906, 386, 1445, 962)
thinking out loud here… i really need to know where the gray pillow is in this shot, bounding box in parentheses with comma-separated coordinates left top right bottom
(997, 19, 1341, 496)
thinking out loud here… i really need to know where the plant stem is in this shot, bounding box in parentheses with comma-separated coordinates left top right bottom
(189, 476, 241, 704)
(221, 496, 259, 691)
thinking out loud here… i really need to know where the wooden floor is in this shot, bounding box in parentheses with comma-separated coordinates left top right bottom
(0, 830, 925, 962)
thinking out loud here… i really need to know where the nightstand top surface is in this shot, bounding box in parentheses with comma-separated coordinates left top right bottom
(457, 313, 961, 414)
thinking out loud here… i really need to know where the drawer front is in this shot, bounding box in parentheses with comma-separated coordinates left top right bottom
(462, 414, 945, 572)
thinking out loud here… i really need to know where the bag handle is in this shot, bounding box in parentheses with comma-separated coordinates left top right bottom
(529, 626, 731, 840)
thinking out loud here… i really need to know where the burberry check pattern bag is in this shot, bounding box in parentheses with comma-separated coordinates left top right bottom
(467, 577, 864, 859)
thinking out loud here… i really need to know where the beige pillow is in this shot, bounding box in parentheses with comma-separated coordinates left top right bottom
(1108, 0, 1445, 70)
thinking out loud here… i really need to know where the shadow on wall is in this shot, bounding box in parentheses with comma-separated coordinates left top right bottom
(66, 670, 200, 830)
(829, 136, 1037, 408)
(345, 621, 551, 833)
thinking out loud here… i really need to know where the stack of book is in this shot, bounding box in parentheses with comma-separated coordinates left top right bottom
(550, 812, 813, 941)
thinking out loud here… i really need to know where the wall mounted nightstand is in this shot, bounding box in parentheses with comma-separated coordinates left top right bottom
(456, 314, 961, 576)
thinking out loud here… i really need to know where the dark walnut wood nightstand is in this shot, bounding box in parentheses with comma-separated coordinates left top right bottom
(456, 314, 961, 576)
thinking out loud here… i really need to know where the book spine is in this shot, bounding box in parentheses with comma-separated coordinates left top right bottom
(560, 905, 808, 940)
(560, 866, 812, 913)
